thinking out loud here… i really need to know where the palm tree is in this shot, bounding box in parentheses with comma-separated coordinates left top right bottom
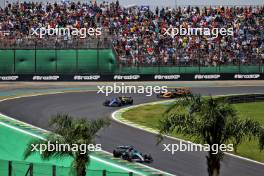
(157, 94, 264, 176)
(24, 114, 110, 176)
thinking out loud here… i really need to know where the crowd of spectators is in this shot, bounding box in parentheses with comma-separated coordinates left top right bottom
(0, 1, 263, 66)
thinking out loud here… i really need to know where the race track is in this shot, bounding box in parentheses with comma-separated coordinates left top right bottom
(0, 86, 264, 176)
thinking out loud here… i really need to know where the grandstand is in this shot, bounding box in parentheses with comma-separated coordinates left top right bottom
(1, 0, 264, 8)
(0, 0, 263, 80)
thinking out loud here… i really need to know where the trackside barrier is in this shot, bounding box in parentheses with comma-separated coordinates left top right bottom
(0, 159, 134, 176)
(0, 49, 117, 74)
(217, 94, 264, 104)
(0, 73, 264, 81)
(0, 38, 263, 75)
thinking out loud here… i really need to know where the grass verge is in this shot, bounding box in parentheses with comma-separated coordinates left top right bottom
(122, 102, 264, 162)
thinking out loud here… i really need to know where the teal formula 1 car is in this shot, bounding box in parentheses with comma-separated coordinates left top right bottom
(113, 146, 153, 163)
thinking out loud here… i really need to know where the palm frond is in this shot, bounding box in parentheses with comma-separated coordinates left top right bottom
(157, 113, 198, 144)
(49, 113, 73, 135)
(86, 118, 110, 137)
(164, 94, 196, 113)
(24, 114, 110, 165)
(24, 138, 46, 159)
(24, 133, 74, 160)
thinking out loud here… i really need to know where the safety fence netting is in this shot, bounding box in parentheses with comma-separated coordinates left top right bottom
(0, 159, 134, 176)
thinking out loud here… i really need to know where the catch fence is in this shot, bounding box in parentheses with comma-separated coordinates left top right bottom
(0, 159, 135, 176)
(221, 94, 264, 104)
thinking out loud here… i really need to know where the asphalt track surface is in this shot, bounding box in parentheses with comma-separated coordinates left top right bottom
(1, 86, 264, 176)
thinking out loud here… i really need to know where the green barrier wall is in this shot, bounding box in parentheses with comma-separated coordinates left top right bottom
(0, 49, 117, 74)
(36, 50, 57, 73)
(0, 49, 263, 74)
(15, 50, 35, 74)
(78, 50, 98, 73)
(0, 50, 14, 74)
(57, 50, 77, 73)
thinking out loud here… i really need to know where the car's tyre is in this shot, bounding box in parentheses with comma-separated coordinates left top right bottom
(103, 100, 110, 106)
(144, 154, 153, 163)
(121, 154, 128, 160)
(127, 155, 132, 162)
(113, 150, 120, 157)
(121, 153, 132, 162)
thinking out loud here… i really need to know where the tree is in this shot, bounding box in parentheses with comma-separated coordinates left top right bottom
(24, 114, 110, 176)
(157, 95, 264, 176)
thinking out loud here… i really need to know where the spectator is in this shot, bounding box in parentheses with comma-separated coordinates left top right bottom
(0, 1, 263, 67)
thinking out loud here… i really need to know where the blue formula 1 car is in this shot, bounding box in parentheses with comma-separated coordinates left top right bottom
(103, 96, 133, 107)
(113, 146, 153, 163)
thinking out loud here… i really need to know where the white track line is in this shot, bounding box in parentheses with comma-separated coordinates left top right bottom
(99, 150, 175, 176)
(0, 121, 148, 176)
(0, 91, 173, 176)
(111, 100, 264, 167)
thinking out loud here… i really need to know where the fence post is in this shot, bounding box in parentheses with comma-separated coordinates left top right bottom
(158, 55, 161, 74)
(52, 165, 56, 176)
(55, 42, 58, 74)
(238, 58, 241, 73)
(259, 54, 261, 73)
(13, 49, 16, 74)
(198, 49, 201, 73)
(76, 47, 78, 74)
(97, 40, 100, 74)
(34, 41, 37, 74)
(29, 163, 33, 176)
(25, 163, 33, 176)
(102, 170, 106, 176)
(8, 161, 12, 176)
(260, 58, 264, 73)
